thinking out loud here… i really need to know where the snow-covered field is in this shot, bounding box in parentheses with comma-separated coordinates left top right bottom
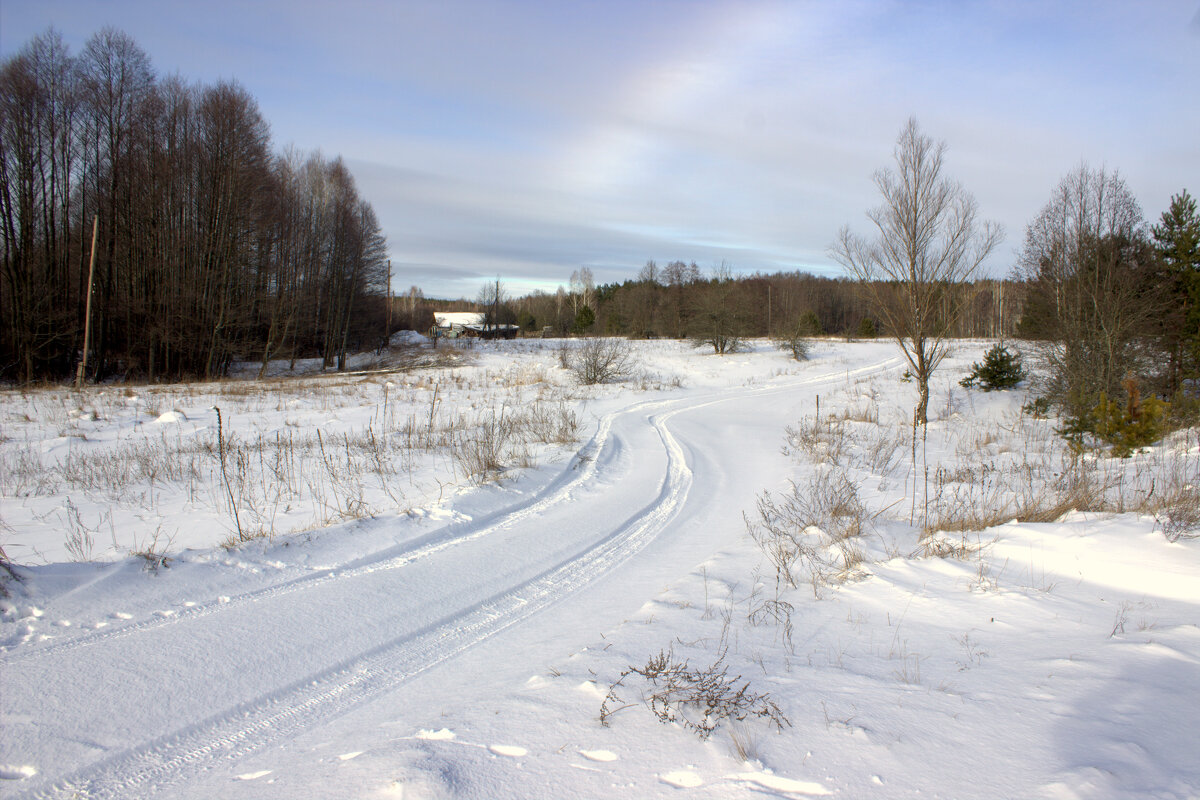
(1, 338, 1197, 799)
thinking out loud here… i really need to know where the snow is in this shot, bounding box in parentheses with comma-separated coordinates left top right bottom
(389, 329, 429, 347)
(1, 338, 1198, 799)
(433, 312, 485, 328)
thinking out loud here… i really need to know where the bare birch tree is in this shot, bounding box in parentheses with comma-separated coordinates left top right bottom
(832, 118, 1002, 424)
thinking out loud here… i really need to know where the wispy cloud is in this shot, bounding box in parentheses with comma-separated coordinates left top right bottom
(4, 0, 1197, 297)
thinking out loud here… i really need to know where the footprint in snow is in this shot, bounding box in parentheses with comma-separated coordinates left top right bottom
(579, 749, 617, 763)
(489, 745, 527, 757)
(733, 771, 831, 795)
(0, 765, 37, 781)
(415, 728, 455, 741)
(234, 770, 272, 781)
(110, 612, 133, 620)
(660, 771, 703, 788)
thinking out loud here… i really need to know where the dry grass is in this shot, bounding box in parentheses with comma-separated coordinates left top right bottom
(780, 370, 1200, 556)
(747, 470, 875, 593)
(0, 342, 585, 560)
(783, 415, 850, 465)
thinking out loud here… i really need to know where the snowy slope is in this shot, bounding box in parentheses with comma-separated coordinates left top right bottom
(1, 339, 1197, 799)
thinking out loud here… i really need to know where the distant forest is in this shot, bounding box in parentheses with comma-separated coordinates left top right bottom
(1, 28, 390, 382)
(470, 264, 1023, 343)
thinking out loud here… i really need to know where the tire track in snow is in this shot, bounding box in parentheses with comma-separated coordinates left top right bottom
(19, 401, 697, 800)
(13, 356, 902, 799)
(3, 401, 631, 665)
(5, 357, 898, 667)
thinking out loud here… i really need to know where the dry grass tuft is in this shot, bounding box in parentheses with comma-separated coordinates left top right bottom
(747, 471, 875, 593)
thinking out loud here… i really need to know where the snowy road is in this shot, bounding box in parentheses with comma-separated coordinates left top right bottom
(1, 353, 900, 799)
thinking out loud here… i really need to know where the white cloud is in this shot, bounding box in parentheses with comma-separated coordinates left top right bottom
(3, 0, 1196, 296)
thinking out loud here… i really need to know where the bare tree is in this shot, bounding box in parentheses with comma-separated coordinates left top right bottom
(568, 266, 595, 318)
(77, 27, 156, 380)
(832, 118, 1002, 424)
(689, 263, 749, 354)
(0, 29, 81, 380)
(477, 276, 511, 335)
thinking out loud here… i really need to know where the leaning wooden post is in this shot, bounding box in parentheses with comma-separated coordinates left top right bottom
(75, 215, 99, 390)
(385, 259, 392, 344)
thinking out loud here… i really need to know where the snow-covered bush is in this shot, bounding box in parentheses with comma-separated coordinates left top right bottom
(747, 471, 872, 593)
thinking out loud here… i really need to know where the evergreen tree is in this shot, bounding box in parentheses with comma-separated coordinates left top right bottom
(572, 304, 595, 334)
(1152, 190, 1200, 395)
(960, 343, 1025, 390)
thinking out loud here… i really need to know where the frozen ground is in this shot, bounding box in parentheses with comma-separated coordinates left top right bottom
(1, 338, 1197, 799)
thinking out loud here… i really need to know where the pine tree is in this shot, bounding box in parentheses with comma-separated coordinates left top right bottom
(1152, 190, 1200, 395)
(572, 305, 596, 334)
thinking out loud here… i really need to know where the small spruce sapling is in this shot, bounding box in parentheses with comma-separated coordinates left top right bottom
(960, 344, 1024, 390)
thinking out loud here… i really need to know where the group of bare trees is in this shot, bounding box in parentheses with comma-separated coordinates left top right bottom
(835, 118, 1196, 437)
(502, 263, 1019, 352)
(1, 28, 389, 382)
(1016, 166, 1157, 417)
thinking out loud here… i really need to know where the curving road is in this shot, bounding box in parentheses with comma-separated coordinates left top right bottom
(3, 356, 899, 799)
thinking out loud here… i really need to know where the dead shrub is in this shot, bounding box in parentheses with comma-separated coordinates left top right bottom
(858, 427, 905, 475)
(599, 647, 789, 740)
(564, 338, 635, 385)
(747, 471, 873, 592)
(783, 415, 850, 464)
(1142, 460, 1200, 542)
(453, 407, 514, 483)
(1015, 456, 1110, 522)
(1153, 487, 1200, 541)
(0, 546, 20, 597)
(914, 532, 982, 559)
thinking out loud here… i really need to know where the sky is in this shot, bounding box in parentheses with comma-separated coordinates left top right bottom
(2, 1, 1198, 299)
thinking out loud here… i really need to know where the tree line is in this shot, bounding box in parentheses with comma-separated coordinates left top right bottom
(1, 27, 390, 383)
(486, 265, 1022, 345)
(479, 266, 1023, 350)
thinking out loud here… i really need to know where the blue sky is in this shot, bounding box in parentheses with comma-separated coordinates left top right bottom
(3, 1, 1197, 299)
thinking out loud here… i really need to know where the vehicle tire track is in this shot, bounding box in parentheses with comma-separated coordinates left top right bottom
(3, 402, 630, 665)
(11, 357, 903, 799)
(5, 358, 897, 666)
(19, 402, 695, 800)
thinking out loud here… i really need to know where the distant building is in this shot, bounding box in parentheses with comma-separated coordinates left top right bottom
(432, 312, 518, 340)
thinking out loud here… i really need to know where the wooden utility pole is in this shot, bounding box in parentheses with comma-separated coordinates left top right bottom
(384, 257, 393, 347)
(767, 284, 772, 337)
(75, 216, 99, 390)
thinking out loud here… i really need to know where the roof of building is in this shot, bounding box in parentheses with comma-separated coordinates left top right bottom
(434, 312, 485, 327)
